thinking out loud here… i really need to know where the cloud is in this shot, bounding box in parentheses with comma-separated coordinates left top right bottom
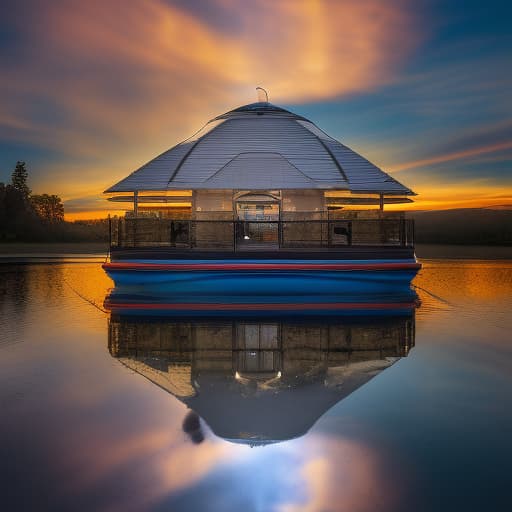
(391, 141, 512, 172)
(0, 0, 420, 214)
(388, 182, 512, 211)
(3, 0, 420, 137)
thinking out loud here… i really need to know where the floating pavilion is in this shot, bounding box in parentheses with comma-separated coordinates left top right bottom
(103, 96, 421, 297)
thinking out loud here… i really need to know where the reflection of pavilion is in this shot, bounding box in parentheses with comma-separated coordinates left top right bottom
(109, 313, 415, 444)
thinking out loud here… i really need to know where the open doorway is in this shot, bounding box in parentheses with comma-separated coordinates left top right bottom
(235, 193, 280, 249)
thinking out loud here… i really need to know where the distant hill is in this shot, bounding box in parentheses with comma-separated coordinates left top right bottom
(408, 208, 512, 245)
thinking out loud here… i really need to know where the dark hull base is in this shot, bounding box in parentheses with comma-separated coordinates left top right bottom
(110, 246, 416, 261)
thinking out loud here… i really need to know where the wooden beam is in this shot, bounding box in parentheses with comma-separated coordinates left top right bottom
(326, 196, 413, 205)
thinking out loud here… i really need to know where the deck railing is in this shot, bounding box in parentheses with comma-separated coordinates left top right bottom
(109, 217, 415, 250)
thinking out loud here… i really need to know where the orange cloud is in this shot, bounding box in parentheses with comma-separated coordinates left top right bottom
(387, 183, 512, 211)
(3, 0, 419, 145)
(391, 141, 512, 172)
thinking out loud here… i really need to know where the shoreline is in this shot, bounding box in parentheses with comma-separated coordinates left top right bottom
(0, 242, 109, 255)
(1, 242, 511, 261)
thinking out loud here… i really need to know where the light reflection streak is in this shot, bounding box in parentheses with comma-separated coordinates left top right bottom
(278, 435, 396, 512)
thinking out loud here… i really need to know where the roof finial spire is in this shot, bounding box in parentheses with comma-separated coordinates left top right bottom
(256, 86, 269, 103)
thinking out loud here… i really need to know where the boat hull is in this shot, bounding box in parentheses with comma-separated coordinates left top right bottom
(103, 259, 421, 296)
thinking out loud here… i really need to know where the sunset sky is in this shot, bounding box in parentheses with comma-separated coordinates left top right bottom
(1, 0, 511, 220)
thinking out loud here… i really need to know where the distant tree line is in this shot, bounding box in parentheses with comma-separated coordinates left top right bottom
(0, 161, 109, 242)
(409, 209, 512, 246)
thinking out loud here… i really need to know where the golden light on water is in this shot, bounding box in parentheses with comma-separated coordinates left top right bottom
(3, 256, 512, 509)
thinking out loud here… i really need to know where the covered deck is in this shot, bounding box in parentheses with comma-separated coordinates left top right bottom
(108, 212, 415, 259)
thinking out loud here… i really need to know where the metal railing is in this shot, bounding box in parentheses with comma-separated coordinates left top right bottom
(109, 217, 415, 250)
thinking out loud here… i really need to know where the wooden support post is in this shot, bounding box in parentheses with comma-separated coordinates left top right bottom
(133, 191, 139, 216)
(108, 214, 111, 248)
(379, 194, 384, 211)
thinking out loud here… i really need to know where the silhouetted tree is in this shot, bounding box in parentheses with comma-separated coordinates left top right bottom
(11, 161, 31, 201)
(31, 194, 65, 223)
(0, 182, 38, 240)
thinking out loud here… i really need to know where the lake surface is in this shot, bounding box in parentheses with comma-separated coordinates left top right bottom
(1, 257, 511, 511)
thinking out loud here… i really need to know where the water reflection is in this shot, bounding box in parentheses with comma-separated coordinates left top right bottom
(3, 261, 512, 511)
(108, 310, 415, 444)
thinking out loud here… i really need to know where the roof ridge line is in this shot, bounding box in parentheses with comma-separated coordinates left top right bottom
(294, 120, 348, 182)
(105, 125, 214, 193)
(167, 118, 230, 186)
(297, 119, 338, 143)
(106, 119, 225, 193)
(337, 141, 414, 195)
(105, 141, 190, 193)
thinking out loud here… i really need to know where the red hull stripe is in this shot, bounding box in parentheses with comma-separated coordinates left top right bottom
(104, 302, 415, 311)
(103, 262, 421, 272)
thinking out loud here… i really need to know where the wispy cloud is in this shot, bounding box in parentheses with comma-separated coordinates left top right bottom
(1, 0, 420, 153)
(391, 141, 512, 172)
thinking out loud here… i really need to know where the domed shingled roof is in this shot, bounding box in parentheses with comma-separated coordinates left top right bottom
(105, 102, 413, 195)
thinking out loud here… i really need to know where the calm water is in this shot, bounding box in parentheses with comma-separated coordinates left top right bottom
(1, 258, 511, 511)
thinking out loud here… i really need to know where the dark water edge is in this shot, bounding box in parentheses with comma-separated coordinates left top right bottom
(1, 243, 512, 262)
(0, 242, 109, 255)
